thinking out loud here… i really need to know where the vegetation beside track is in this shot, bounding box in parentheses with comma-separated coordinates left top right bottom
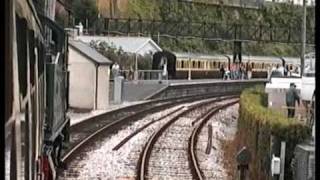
(237, 86, 310, 179)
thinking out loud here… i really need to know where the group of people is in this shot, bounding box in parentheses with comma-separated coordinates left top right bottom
(219, 62, 252, 80)
(269, 63, 300, 78)
(111, 62, 135, 80)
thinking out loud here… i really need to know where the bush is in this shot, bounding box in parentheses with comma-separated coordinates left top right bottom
(238, 86, 310, 179)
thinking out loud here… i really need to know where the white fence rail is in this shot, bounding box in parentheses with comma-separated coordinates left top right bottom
(116, 70, 168, 82)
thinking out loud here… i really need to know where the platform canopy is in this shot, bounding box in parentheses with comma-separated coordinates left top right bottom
(75, 35, 162, 55)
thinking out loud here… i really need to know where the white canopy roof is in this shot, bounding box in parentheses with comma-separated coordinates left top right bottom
(75, 36, 162, 55)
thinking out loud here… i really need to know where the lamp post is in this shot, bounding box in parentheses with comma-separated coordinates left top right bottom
(301, 0, 307, 77)
(188, 51, 191, 80)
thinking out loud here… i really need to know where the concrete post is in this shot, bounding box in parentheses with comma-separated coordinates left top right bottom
(280, 141, 286, 180)
(114, 76, 124, 104)
(134, 54, 138, 81)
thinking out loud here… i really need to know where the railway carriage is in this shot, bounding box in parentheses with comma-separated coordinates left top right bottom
(153, 51, 300, 79)
(5, 0, 69, 179)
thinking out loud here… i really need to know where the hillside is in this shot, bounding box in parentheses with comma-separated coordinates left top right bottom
(95, 0, 315, 56)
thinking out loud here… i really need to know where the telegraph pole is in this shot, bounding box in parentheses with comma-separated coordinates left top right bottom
(301, 0, 307, 76)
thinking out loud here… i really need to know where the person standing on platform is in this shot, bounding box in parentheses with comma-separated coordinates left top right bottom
(247, 62, 252, 79)
(231, 63, 235, 80)
(112, 62, 120, 78)
(129, 66, 134, 80)
(286, 83, 300, 118)
(240, 63, 245, 80)
(277, 64, 285, 76)
(284, 65, 289, 76)
(220, 65, 225, 80)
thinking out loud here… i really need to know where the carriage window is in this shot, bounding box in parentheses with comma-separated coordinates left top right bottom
(213, 62, 216, 68)
(198, 61, 201, 69)
(193, 61, 196, 68)
(181, 61, 184, 68)
(218, 62, 221, 68)
(251, 62, 254, 69)
(262, 63, 264, 69)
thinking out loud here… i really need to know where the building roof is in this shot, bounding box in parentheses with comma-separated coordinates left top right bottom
(173, 52, 300, 64)
(75, 36, 162, 55)
(69, 40, 112, 65)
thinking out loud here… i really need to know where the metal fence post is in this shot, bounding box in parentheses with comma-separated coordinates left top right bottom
(279, 141, 286, 180)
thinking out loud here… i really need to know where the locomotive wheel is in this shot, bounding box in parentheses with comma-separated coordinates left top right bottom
(52, 135, 64, 168)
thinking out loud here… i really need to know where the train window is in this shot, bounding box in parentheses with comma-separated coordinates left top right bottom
(198, 61, 201, 69)
(213, 62, 216, 68)
(193, 61, 196, 68)
(262, 63, 264, 69)
(218, 62, 220, 68)
(181, 61, 184, 68)
(251, 62, 254, 69)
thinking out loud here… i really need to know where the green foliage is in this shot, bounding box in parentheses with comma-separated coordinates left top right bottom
(123, 0, 315, 56)
(90, 40, 152, 70)
(127, 0, 160, 19)
(238, 86, 310, 179)
(72, 0, 99, 27)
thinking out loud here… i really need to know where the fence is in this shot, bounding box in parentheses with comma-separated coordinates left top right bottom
(116, 70, 169, 82)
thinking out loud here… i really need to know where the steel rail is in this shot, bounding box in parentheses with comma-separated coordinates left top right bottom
(61, 93, 237, 164)
(137, 96, 238, 180)
(113, 95, 238, 151)
(189, 100, 239, 180)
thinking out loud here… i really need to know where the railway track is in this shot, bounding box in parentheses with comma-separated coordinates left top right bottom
(62, 94, 225, 162)
(58, 93, 237, 179)
(137, 97, 239, 180)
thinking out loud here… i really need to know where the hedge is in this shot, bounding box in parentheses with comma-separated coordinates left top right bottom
(238, 86, 310, 180)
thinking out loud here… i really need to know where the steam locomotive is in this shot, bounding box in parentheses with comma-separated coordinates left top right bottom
(5, 0, 69, 179)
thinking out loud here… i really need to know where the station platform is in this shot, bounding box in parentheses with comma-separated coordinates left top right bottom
(68, 101, 146, 126)
(64, 78, 266, 127)
(110, 79, 268, 102)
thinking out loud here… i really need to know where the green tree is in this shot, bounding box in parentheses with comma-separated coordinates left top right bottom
(72, 0, 99, 28)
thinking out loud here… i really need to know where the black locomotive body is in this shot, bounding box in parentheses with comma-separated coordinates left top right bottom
(5, 0, 70, 179)
(152, 51, 177, 79)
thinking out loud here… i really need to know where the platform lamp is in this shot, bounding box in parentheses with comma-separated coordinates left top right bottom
(300, 0, 307, 77)
(188, 50, 192, 80)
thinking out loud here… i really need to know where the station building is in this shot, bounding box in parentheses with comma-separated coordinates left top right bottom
(68, 40, 113, 110)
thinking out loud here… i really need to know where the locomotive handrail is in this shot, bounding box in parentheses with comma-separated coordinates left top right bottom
(54, 52, 60, 64)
